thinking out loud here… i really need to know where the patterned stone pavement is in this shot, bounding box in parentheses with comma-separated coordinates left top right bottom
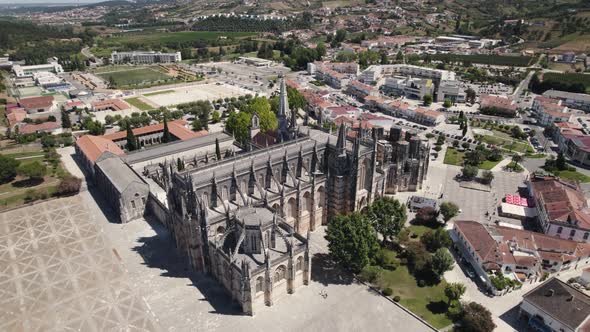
(0, 196, 159, 332)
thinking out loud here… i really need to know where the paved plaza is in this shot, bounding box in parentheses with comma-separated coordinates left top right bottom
(0, 186, 434, 332)
(0, 196, 159, 332)
(143, 83, 255, 107)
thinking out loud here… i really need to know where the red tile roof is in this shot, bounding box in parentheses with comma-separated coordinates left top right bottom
(76, 135, 125, 163)
(19, 121, 60, 134)
(18, 96, 54, 110)
(102, 120, 207, 142)
(91, 99, 130, 111)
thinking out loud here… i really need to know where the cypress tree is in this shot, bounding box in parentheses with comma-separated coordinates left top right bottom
(215, 138, 222, 160)
(60, 106, 71, 129)
(126, 125, 137, 151)
(162, 117, 172, 143)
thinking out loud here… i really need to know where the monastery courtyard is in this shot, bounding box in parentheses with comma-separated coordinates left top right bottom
(0, 190, 433, 332)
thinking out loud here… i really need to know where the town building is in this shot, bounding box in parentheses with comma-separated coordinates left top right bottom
(479, 94, 518, 117)
(102, 120, 207, 149)
(75, 79, 430, 315)
(528, 175, 590, 243)
(520, 278, 590, 332)
(346, 80, 379, 101)
(382, 76, 434, 100)
(12, 60, 64, 77)
(110, 51, 182, 64)
(18, 95, 55, 114)
(543, 90, 590, 112)
(91, 99, 131, 112)
(437, 80, 467, 103)
(452, 220, 590, 291)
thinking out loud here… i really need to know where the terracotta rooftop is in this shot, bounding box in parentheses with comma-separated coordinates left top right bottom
(454, 220, 501, 265)
(102, 120, 207, 142)
(76, 135, 125, 163)
(531, 178, 590, 229)
(91, 99, 130, 111)
(18, 96, 54, 110)
(19, 121, 61, 135)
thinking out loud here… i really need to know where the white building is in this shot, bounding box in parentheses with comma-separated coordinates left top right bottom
(12, 61, 64, 77)
(110, 51, 181, 64)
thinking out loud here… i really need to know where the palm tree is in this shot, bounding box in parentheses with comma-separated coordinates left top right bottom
(511, 154, 524, 171)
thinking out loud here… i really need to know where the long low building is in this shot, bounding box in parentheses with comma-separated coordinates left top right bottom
(544, 89, 590, 112)
(110, 51, 182, 64)
(453, 219, 590, 293)
(12, 61, 64, 77)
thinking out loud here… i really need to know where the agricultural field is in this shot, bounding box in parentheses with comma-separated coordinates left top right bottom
(430, 54, 534, 67)
(542, 72, 590, 93)
(95, 67, 175, 89)
(98, 31, 257, 48)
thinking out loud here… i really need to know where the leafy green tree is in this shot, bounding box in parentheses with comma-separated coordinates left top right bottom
(430, 248, 454, 280)
(462, 165, 479, 180)
(126, 125, 138, 151)
(18, 161, 46, 180)
(61, 107, 71, 129)
(0, 155, 20, 184)
(439, 201, 460, 223)
(465, 88, 476, 104)
(556, 152, 567, 170)
(443, 99, 452, 108)
(511, 154, 524, 171)
(481, 170, 494, 184)
(445, 283, 466, 305)
(459, 302, 496, 332)
(316, 42, 327, 59)
(325, 212, 379, 273)
(211, 110, 221, 123)
(421, 228, 452, 252)
(423, 94, 433, 106)
(246, 97, 277, 133)
(406, 242, 430, 272)
(366, 197, 407, 243)
(415, 206, 439, 224)
(225, 111, 252, 144)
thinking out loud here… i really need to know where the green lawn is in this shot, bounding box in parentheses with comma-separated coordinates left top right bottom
(97, 67, 172, 88)
(480, 134, 533, 154)
(408, 225, 432, 238)
(376, 264, 452, 329)
(553, 170, 590, 183)
(125, 97, 154, 111)
(443, 148, 465, 166)
(479, 159, 503, 170)
(143, 89, 175, 97)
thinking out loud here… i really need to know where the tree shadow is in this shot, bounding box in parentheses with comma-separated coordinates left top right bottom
(132, 215, 243, 316)
(310, 252, 354, 286)
(12, 177, 44, 188)
(426, 300, 448, 315)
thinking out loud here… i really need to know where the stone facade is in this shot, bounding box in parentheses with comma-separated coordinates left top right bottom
(82, 78, 431, 315)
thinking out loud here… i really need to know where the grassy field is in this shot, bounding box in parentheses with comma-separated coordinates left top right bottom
(444, 148, 465, 166)
(143, 90, 175, 97)
(480, 133, 533, 154)
(97, 67, 172, 88)
(430, 54, 534, 67)
(542, 72, 590, 93)
(0, 150, 67, 211)
(479, 159, 502, 170)
(553, 170, 590, 183)
(125, 97, 154, 111)
(375, 264, 452, 329)
(408, 225, 433, 238)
